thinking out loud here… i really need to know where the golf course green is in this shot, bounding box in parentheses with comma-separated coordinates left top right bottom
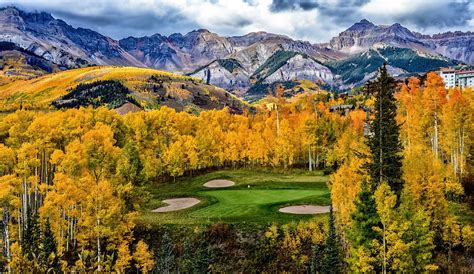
(139, 169, 331, 225)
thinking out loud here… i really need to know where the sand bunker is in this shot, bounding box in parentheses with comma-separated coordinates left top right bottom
(203, 179, 235, 188)
(279, 205, 330, 215)
(152, 198, 200, 213)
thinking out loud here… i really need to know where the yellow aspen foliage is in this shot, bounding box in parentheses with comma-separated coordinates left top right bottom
(442, 216, 462, 252)
(440, 88, 473, 179)
(8, 242, 23, 272)
(133, 240, 155, 273)
(0, 175, 15, 202)
(115, 241, 133, 273)
(374, 183, 436, 272)
(396, 77, 425, 147)
(0, 144, 15, 175)
(461, 225, 473, 252)
(402, 146, 449, 229)
(350, 244, 380, 273)
(329, 126, 368, 229)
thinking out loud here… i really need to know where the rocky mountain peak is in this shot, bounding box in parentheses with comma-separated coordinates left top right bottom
(0, 6, 144, 68)
(347, 19, 375, 31)
(0, 6, 54, 24)
(185, 29, 213, 37)
(330, 20, 423, 53)
(386, 22, 416, 38)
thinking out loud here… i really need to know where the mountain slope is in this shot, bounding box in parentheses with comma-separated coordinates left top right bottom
(419, 31, 474, 65)
(190, 49, 337, 96)
(327, 19, 473, 66)
(0, 41, 61, 85)
(329, 19, 430, 55)
(119, 29, 344, 75)
(325, 46, 457, 88)
(119, 29, 235, 73)
(0, 66, 247, 114)
(0, 7, 144, 68)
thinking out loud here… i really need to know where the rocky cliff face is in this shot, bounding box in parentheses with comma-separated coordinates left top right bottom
(119, 29, 235, 72)
(420, 32, 474, 65)
(190, 59, 250, 95)
(190, 49, 339, 94)
(327, 19, 474, 66)
(329, 19, 429, 54)
(0, 7, 143, 68)
(262, 54, 335, 85)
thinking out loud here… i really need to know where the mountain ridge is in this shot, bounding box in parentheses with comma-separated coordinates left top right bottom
(0, 6, 471, 98)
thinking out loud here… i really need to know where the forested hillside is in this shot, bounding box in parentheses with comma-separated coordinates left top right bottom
(0, 66, 247, 114)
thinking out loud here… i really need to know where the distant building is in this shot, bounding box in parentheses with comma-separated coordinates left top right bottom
(456, 70, 474, 88)
(438, 68, 474, 89)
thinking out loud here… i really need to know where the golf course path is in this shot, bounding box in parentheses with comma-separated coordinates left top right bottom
(279, 205, 330, 215)
(152, 198, 200, 213)
(203, 179, 235, 188)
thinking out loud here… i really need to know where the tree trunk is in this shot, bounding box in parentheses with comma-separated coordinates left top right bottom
(433, 112, 439, 159)
(276, 104, 280, 137)
(382, 223, 387, 274)
(2, 206, 11, 272)
(379, 89, 383, 183)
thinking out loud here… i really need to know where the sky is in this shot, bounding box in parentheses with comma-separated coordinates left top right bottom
(1, 0, 473, 42)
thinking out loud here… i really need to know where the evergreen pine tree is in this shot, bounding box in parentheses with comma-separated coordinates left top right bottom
(21, 205, 41, 261)
(348, 65, 403, 270)
(323, 205, 341, 274)
(350, 183, 381, 247)
(155, 231, 174, 274)
(364, 64, 403, 197)
(40, 218, 59, 272)
(310, 244, 323, 274)
(179, 237, 193, 273)
(192, 229, 214, 273)
(349, 182, 383, 272)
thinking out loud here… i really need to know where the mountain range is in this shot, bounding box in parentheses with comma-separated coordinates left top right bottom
(0, 6, 472, 99)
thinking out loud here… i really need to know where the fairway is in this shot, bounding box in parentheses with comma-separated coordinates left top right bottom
(140, 169, 331, 225)
(191, 189, 326, 218)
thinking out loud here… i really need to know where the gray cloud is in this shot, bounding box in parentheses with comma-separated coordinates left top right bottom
(390, 1, 471, 29)
(270, 0, 320, 11)
(0, 0, 472, 42)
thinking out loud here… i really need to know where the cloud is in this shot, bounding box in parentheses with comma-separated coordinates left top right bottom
(360, 0, 473, 33)
(0, 0, 472, 42)
(270, 0, 320, 11)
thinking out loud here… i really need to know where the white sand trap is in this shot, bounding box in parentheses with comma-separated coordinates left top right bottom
(279, 205, 330, 215)
(203, 179, 235, 188)
(152, 198, 200, 213)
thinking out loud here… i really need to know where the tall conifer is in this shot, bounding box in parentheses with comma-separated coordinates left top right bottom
(365, 64, 403, 197)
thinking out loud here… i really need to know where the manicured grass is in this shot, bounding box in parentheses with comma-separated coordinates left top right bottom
(138, 169, 330, 225)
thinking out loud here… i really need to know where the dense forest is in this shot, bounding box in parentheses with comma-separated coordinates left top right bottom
(0, 69, 473, 272)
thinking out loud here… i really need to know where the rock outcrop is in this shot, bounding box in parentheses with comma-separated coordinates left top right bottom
(0, 7, 144, 68)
